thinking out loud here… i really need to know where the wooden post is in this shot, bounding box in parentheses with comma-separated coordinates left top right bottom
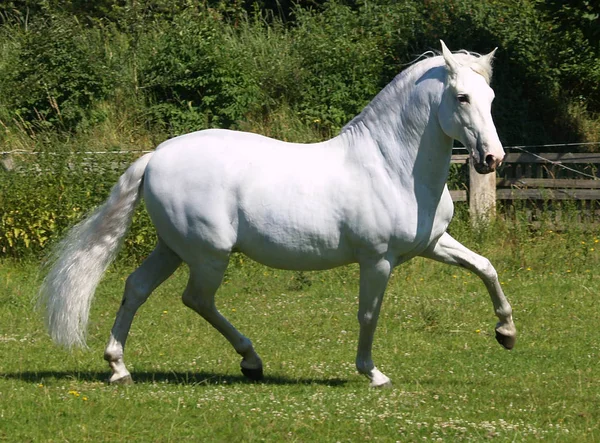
(469, 160, 496, 224)
(1, 154, 14, 172)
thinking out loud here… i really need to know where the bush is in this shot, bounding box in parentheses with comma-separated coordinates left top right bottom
(289, 3, 386, 133)
(0, 148, 155, 260)
(138, 9, 265, 135)
(2, 15, 118, 133)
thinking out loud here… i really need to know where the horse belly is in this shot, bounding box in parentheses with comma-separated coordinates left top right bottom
(236, 207, 354, 271)
(238, 242, 353, 271)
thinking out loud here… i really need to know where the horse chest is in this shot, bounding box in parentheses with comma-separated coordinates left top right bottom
(384, 185, 454, 257)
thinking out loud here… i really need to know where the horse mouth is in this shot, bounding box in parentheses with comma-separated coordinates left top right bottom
(474, 162, 495, 174)
(471, 149, 502, 174)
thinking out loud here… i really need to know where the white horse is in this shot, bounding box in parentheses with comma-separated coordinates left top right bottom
(39, 41, 516, 388)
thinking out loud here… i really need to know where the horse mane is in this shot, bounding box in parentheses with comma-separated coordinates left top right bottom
(341, 50, 493, 134)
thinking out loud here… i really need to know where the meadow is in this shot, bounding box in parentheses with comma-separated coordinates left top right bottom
(0, 219, 599, 442)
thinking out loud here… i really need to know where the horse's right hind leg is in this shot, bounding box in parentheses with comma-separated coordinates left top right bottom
(183, 259, 263, 381)
(104, 240, 182, 384)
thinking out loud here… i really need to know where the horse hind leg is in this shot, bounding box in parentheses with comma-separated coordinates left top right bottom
(183, 258, 263, 381)
(104, 240, 182, 384)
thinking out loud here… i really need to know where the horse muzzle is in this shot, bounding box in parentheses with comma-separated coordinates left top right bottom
(471, 136, 504, 174)
(473, 152, 503, 174)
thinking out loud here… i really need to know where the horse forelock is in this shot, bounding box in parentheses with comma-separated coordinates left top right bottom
(453, 51, 493, 84)
(470, 64, 491, 84)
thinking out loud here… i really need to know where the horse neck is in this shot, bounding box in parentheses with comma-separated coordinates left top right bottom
(340, 65, 453, 191)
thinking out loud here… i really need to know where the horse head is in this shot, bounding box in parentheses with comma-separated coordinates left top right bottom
(437, 40, 504, 174)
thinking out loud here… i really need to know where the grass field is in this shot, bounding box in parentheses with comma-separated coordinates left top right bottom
(0, 222, 599, 442)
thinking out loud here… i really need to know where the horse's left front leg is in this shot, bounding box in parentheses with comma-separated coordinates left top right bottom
(421, 232, 516, 349)
(356, 258, 393, 388)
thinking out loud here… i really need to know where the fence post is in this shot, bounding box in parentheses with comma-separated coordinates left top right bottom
(1, 154, 14, 172)
(469, 160, 496, 224)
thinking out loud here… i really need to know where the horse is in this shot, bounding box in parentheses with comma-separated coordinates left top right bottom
(38, 41, 516, 388)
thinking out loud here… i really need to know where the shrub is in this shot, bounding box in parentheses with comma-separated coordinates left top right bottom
(290, 2, 389, 134)
(3, 15, 117, 133)
(0, 148, 155, 260)
(138, 8, 264, 135)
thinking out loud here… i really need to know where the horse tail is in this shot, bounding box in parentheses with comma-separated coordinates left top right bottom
(38, 152, 154, 348)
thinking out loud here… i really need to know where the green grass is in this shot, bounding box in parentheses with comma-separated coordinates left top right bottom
(1, 226, 599, 441)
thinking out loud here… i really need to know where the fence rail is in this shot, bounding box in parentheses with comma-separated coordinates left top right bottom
(451, 151, 600, 223)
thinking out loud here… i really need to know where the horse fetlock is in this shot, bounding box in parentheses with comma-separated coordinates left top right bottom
(355, 358, 374, 376)
(234, 336, 254, 355)
(495, 306, 513, 321)
(103, 344, 122, 359)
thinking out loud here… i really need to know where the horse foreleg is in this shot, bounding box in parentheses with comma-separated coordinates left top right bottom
(356, 258, 393, 388)
(421, 232, 516, 349)
(104, 241, 182, 384)
(184, 259, 263, 381)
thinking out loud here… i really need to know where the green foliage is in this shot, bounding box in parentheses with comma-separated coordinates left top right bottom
(0, 149, 155, 259)
(2, 15, 117, 133)
(138, 9, 260, 134)
(289, 3, 385, 133)
(1, 0, 599, 142)
(0, 0, 599, 261)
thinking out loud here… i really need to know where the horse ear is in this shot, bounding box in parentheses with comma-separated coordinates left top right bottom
(474, 47, 497, 83)
(440, 40, 461, 78)
(478, 47, 497, 69)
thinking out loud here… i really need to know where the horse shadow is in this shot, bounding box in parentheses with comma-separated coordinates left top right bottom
(1, 370, 348, 387)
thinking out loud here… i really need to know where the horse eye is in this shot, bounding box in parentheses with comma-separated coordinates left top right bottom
(457, 94, 470, 104)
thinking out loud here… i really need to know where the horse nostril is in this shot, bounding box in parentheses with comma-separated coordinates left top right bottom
(485, 154, 496, 169)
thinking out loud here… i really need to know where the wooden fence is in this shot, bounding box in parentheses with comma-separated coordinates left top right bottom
(450, 151, 600, 224)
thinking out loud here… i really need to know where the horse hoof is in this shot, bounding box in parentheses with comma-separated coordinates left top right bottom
(495, 331, 516, 350)
(371, 380, 393, 389)
(109, 374, 134, 385)
(241, 366, 264, 381)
